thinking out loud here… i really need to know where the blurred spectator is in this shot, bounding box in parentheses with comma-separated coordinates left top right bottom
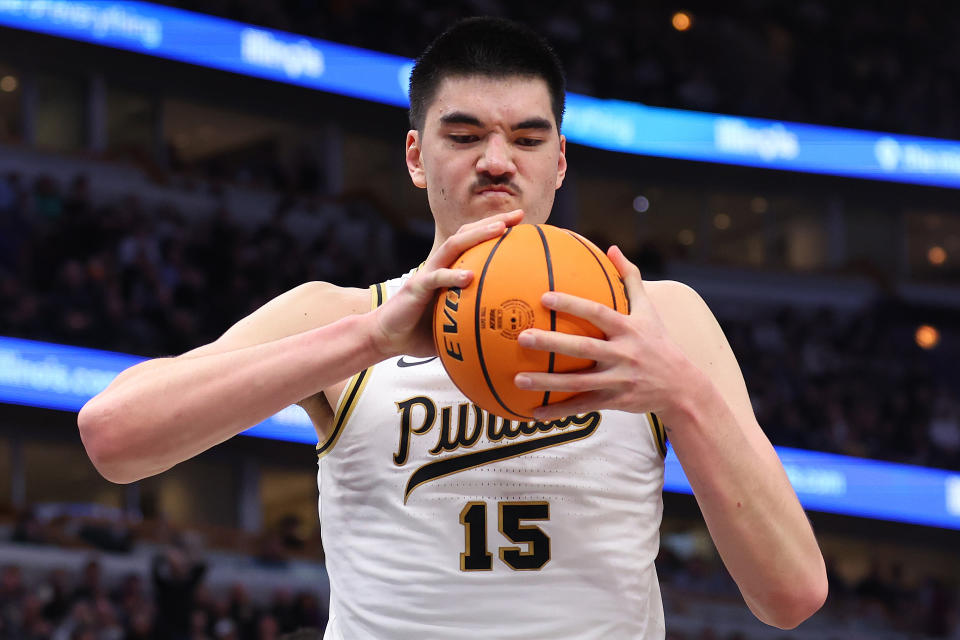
(12, 507, 48, 545)
(153, 544, 207, 639)
(71, 559, 104, 604)
(276, 515, 305, 553)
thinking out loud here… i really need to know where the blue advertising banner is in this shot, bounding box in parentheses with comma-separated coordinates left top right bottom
(0, 0, 413, 106)
(2, 0, 960, 188)
(3, 335, 960, 530)
(664, 446, 960, 531)
(0, 335, 317, 443)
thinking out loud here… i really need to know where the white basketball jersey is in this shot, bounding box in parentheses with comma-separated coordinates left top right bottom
(318, 270, 668, 640)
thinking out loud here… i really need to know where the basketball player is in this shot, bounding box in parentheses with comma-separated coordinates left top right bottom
(78, 17, 827, 639)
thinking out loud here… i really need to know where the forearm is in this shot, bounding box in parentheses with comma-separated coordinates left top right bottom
(78, 313, 382, 483)
(659, 372, 826, 628)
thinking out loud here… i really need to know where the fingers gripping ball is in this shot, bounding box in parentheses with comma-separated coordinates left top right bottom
(433, 224, 629, 421)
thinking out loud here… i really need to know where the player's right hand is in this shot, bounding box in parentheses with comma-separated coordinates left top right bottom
(369, 209, 524, 358)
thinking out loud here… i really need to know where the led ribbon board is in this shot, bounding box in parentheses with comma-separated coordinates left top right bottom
(2, 0, 960, 188)
(664, 446, 960, 531)
(4, 334, 960, 530)
(0, 335, 315, 443)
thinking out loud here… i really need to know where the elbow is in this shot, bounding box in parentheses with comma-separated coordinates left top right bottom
(78, 398, 142, 485)
(754, 571, 829, 630)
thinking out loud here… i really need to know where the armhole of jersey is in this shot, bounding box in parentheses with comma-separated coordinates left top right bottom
(648, 412, 668, 458)
(315, 282, 386, 459)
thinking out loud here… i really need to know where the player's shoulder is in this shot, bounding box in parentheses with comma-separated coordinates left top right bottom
(236, 280, 372, 328)
(280, 281, 373, 317)
(643, 279, 719, 336)
(644, 279, 708, 314)
(643, 279, 728, 361)
(201, 281, 373, 356)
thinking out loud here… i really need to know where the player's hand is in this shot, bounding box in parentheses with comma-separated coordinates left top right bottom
(370, 209, 524, 358)
(513, 245, 694, 420)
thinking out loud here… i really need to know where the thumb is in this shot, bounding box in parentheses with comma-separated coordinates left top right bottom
(607, 245, 649, 312)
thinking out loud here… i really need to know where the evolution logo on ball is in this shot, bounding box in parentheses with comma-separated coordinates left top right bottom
(436, 286, 465, 363)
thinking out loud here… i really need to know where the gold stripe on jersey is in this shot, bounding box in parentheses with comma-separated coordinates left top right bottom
(316, 282, 385, 458)
(648, 412, 668, 458)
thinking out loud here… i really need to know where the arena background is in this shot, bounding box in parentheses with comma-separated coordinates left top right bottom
(1, 1, 959, 638)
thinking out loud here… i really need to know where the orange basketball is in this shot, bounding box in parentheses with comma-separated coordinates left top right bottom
(433, 223, 629, 421)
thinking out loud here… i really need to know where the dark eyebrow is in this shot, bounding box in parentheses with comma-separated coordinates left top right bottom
(438, 112, 554, 132)
(439, 112, 484, 127)
(512, 117, 553, 132)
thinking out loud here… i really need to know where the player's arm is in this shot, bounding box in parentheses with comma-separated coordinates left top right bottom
(513, 246, 827, 630)
(78, 282, 381, 484)
(642, 281, 827, 629)
(78, 210, 523, 484)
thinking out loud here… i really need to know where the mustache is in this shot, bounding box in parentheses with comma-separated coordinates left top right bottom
(473, 175, 521, 194)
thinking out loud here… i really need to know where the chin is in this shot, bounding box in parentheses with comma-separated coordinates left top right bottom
(478, 196, 522, 215)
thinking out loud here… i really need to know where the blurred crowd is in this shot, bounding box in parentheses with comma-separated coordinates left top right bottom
(725, 305, 960, 471)
(2, 169, 958, 472)
(657, 546, 960, 640)
(0, 170, 426, 357)
(2, 533, 958, 639)
(0, 555, 325, 640)
(155, 0, 960, 140)
(2, 505, 327, 640)
(10, 504, 323, 567)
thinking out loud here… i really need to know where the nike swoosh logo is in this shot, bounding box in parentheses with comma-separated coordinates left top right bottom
(403, 413, 601, 502)
(397, 356, 438, 368)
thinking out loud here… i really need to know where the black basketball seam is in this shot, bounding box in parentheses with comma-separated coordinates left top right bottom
(535, 225, 556, 409)
(562, 230, 618, 312)
(475, 227, 532, 419)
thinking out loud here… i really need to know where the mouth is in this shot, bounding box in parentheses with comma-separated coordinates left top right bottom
(475, 186, 516, 197)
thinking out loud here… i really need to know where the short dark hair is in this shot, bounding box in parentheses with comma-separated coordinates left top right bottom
(408, 17, 566, 133)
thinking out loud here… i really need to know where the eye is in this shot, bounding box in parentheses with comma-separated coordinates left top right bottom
(449, 134, 479, 144)
(516, 137, 545, 147)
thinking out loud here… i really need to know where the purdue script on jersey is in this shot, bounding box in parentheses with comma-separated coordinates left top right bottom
(393, 396, 603, 503)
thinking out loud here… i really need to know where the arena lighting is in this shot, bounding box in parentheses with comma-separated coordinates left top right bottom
(0, 75, 17, 92)
(915, 325, 940, 350)
(672, 11, 693, 32)
(3, 333, 960, 529)
(4, 2, 960, 188)
(927, 246, 947, 266)
(750, 196, 768, 214)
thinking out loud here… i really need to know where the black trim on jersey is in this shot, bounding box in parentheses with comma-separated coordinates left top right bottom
(649, 412, 668, 458)
(562, 229, 619, 312)
(535, 224, 557, 409)
(404, 412, 601, 502)
(475, 228, 529, 418)
(316, 281, 385, 458)
(316, 367, 369, 457)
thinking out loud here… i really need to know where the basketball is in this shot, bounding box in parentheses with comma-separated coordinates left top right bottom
(433, 223, 629, 421)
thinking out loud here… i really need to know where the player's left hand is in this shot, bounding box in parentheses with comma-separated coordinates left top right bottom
(514, 245, 695, 421)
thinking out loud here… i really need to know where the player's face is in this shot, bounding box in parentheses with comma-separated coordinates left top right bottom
(406, 75, 567, 240)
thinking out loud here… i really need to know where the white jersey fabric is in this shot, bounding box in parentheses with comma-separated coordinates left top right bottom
(318, 269, 667, 640)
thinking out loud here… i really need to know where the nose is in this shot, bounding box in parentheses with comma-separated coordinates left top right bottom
(476, 133, 516, 177)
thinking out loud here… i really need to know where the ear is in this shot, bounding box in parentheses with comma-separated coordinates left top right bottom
(406, 130, 427, 189)
(555, 134, 568, 190)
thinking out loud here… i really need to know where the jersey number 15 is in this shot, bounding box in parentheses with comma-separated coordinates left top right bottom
(459, 501, 550, 571)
